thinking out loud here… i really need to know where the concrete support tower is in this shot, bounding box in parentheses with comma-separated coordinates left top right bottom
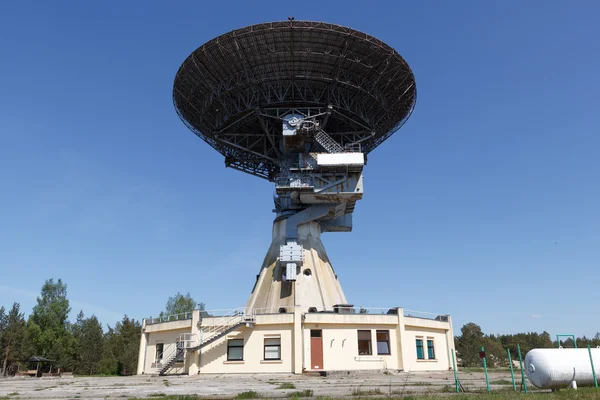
(246, 112, 365, 312)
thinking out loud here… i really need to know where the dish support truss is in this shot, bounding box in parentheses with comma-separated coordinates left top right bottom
(273, 110, 364, 282)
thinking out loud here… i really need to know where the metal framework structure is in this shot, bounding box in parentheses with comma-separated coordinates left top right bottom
(173, 20, 416, 180)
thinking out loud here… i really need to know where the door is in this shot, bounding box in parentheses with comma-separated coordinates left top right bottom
(310, 330, 323, 370)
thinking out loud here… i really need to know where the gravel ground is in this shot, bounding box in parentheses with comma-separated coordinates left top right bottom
(0, 369, 537, 399)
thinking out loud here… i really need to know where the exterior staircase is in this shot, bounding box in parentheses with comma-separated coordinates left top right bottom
(158, 343, 184, 375)
(159, 309, 255, 376)
(191, 321, 245, 351)
(314, 129, 344, 153)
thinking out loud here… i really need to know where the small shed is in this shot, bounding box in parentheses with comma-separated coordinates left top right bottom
(21, 356, 55, 377)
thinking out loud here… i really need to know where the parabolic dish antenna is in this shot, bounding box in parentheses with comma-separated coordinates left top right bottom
(173, 20, 416, 311)
(173, 20, 416, 180)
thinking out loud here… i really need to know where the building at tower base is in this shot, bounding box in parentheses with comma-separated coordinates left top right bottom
(137, 307, 454, 375)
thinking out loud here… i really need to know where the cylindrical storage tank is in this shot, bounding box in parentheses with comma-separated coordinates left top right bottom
(525, 348, 600, 389)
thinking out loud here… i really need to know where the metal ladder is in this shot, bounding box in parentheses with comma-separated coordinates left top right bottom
(314, 129, 344, 153)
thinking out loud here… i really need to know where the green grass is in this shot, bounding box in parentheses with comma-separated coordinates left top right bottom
(33, 386, 57, 391)
(7, 393, 19, 397)
(491, 379, 515, 385)
(276, 383, 297, 389)
(287, 390, 313, 398)
(125, 387, 600, 400)
(460, 367, 515, 373)
(128, 396, 201, 400)
(365, 387, 600, 399)
(234, 391, 260, 399)
(163, 380, 171, 387)
(351, 388, 382, 396)
(148, 394, 167, 397)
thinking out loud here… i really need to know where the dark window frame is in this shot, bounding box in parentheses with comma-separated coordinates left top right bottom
(357, 330, 372, 355)
(227, 338, 244, 361)
(155, 343, 164, 361)
(416, 338, 425, 360)
(264, 337, 282, 361)
(427, 339, 436, 360)
(376, 330, 391, 355)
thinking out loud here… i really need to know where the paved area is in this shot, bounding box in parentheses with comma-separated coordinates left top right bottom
(0, 370, 535, 399)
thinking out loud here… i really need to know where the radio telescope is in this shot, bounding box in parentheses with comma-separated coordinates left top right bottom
(173, 20, 416, 312)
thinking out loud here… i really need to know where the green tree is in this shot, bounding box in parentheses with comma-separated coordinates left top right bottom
(1, 303, 27, 375)
(455, 322, 484, 367)
(0, 306, 6, 339)
(79, 315, 104, 374)
(72, 311, 104, 375)
(71, 310, 85, 369)
(160, 292, 199, 319)
(102, 315, 141, 375)
(27, 278, 75, 370)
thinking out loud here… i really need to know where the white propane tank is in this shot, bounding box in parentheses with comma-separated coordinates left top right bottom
(525, 348, 600, 389)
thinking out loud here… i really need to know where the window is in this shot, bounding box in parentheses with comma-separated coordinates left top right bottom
(416, 339, 424, 359)
(427, 339, 435, 359)
(227, 339, 244, 361)
(264, 337, 281, 360)
(376, 330, 391, 355)
(357, 330, 372, 355)
(155, 343, 164, 362)
(175, 341, 184, 362)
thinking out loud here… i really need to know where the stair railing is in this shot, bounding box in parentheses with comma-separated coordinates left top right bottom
(158, 341, 184, 374)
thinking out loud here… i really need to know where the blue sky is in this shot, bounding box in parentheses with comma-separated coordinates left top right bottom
(1, 1, 598, 337)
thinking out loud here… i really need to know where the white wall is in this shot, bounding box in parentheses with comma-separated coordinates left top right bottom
(401, 326, 451, 371)
(198, 323, 294, 374)
(143, 328, 190, 374)
(303, 323, 399, 371)
(137, 309, 454, 375)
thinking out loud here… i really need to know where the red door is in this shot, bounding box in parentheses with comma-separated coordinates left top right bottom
(310, 330, 323, 370)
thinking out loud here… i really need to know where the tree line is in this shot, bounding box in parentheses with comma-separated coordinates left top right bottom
(3, 279, 597, 374)
(0, 279, 202, 377)
(455, 322, 600, 367)
(0, 278, 141, 376)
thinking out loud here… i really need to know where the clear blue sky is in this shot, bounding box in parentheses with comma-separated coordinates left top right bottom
(1, 1, 598, 338)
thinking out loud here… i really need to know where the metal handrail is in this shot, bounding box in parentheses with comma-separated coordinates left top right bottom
(198, 309, 247, 346)
(404, 309, 449, 321)
(159, 341, 184, 367)
(145, 311, 193, 325)
(180, 333, 199, 348)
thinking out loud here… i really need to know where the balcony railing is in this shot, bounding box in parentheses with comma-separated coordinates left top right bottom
(144, 311, 193, 325)
(404, 309, 450, 322)
(144, 307, 450, 325)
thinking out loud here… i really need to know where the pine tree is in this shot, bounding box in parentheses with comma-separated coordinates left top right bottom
(71, 310, 85, 374)
(79, 315, 103, 375)
(27, 278, 75, 370)
(101, 315, 141, 375)
(1, 303, 27, 375)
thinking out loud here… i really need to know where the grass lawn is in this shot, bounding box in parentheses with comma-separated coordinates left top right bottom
(125, 387, 600, 399)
